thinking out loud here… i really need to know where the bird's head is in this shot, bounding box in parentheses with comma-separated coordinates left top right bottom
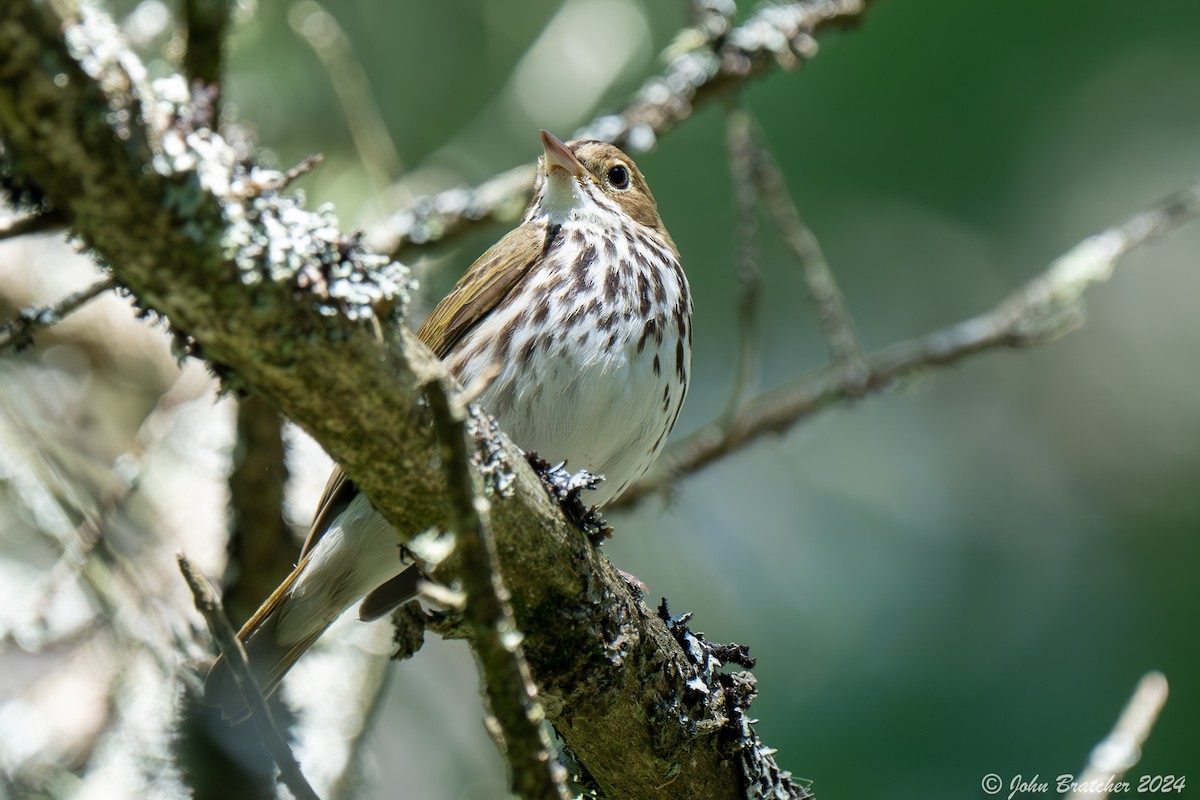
(531, 130, 665, 235)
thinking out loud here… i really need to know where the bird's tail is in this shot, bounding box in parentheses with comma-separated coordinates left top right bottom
(202, 544, 421, 723)
(203, 560, 327, 724)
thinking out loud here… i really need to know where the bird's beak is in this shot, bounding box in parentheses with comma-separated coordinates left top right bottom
(540, 130, 587, 179)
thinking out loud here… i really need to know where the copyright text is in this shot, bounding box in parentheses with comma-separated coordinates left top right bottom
(979, 773, 1186, 797)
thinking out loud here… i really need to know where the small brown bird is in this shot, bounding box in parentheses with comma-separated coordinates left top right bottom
(206, 131, 691, 720)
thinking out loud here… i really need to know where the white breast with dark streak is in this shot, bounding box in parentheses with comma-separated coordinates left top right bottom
(446, 218, 691, 507)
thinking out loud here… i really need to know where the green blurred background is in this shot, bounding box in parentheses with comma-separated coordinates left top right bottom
(9, 0, 1200, 797)
(232, 0, 1200, 796)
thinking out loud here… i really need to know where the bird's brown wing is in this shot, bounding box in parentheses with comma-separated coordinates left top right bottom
(417, 222, 545, 358)
(352, 225, 546, 620)
(298, 221, 544, 559)
(298, 464, 357, 558)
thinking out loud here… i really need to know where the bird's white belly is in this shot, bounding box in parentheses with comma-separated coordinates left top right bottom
(482, 329, 682, 506)
(445, 224, 690, 507)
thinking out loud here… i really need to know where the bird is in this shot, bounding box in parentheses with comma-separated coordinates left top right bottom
(205, 130, 692, 721)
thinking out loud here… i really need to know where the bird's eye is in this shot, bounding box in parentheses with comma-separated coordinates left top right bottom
(607, 164, 630, 190)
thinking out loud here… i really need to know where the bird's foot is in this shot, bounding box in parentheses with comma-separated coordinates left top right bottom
(525, 451, 613, 544)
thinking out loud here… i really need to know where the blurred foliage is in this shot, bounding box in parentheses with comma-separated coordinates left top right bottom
(3, 0, 1199, 798)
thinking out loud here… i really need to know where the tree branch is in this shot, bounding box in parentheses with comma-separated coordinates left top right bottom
(426, 381, 570, 800)
(177, 553, 320, 800)
(0, 276, 116, 354)
(752, 131, 865, 377)
(289, 1, 402, 186)
(614, 176, 1200, 508)
(182, 0, 232, 86)
(222, 393, 293, 625)
(0, 3, 793, 797)
(721, 100, 762, 423)
(370, 0, 873, 256)
(1067, 672, 1170, 798)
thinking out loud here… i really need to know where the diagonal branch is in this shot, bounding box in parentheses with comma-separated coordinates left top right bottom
(616, 177, 1200, 507)
(1067, 671, 1170, 798)
(752, 133, 865, 377)
(371, 0, 873, 256)
(721, 100, 763, 424)
(290, 1, 402, 186)
(177, 554, 321, 800)
(0, 276, 116, 354)
(426, 381, 570, 800)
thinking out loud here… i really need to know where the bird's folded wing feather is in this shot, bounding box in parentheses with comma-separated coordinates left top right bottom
(417, 222, 544, 358)
(297, 221, 544, 558)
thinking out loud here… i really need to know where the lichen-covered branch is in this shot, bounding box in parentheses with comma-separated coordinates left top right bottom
(371, 0, 872, 256)
(0, 3, 791, 797)
(615, 177, 1200, 508)
(657, 600, 812, 799)
(426, 381, 570, 800)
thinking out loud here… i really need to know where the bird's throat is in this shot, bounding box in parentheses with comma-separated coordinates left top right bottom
(537, 172, 620, 229)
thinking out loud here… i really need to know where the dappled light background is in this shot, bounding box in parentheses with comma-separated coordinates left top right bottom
(2, 0, 1198, 798)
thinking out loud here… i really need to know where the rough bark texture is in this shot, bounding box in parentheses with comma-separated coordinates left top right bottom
(0, 2, 803, 797)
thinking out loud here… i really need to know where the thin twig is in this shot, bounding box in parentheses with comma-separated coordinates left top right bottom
(177, 553, 321, 800)
(290, 1, 402, 186)
(372, 0, 872, 256)
(0, 276, 116, 354)
(614, 176, 1200, 508)
(1067, 671, 1170, 798)
(721, 101, 762, 422)
(0, 210, 65, 241)
(752, 131, 866, 379)
(278, 153, 325, 191)
(425, 380, 570, 800)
